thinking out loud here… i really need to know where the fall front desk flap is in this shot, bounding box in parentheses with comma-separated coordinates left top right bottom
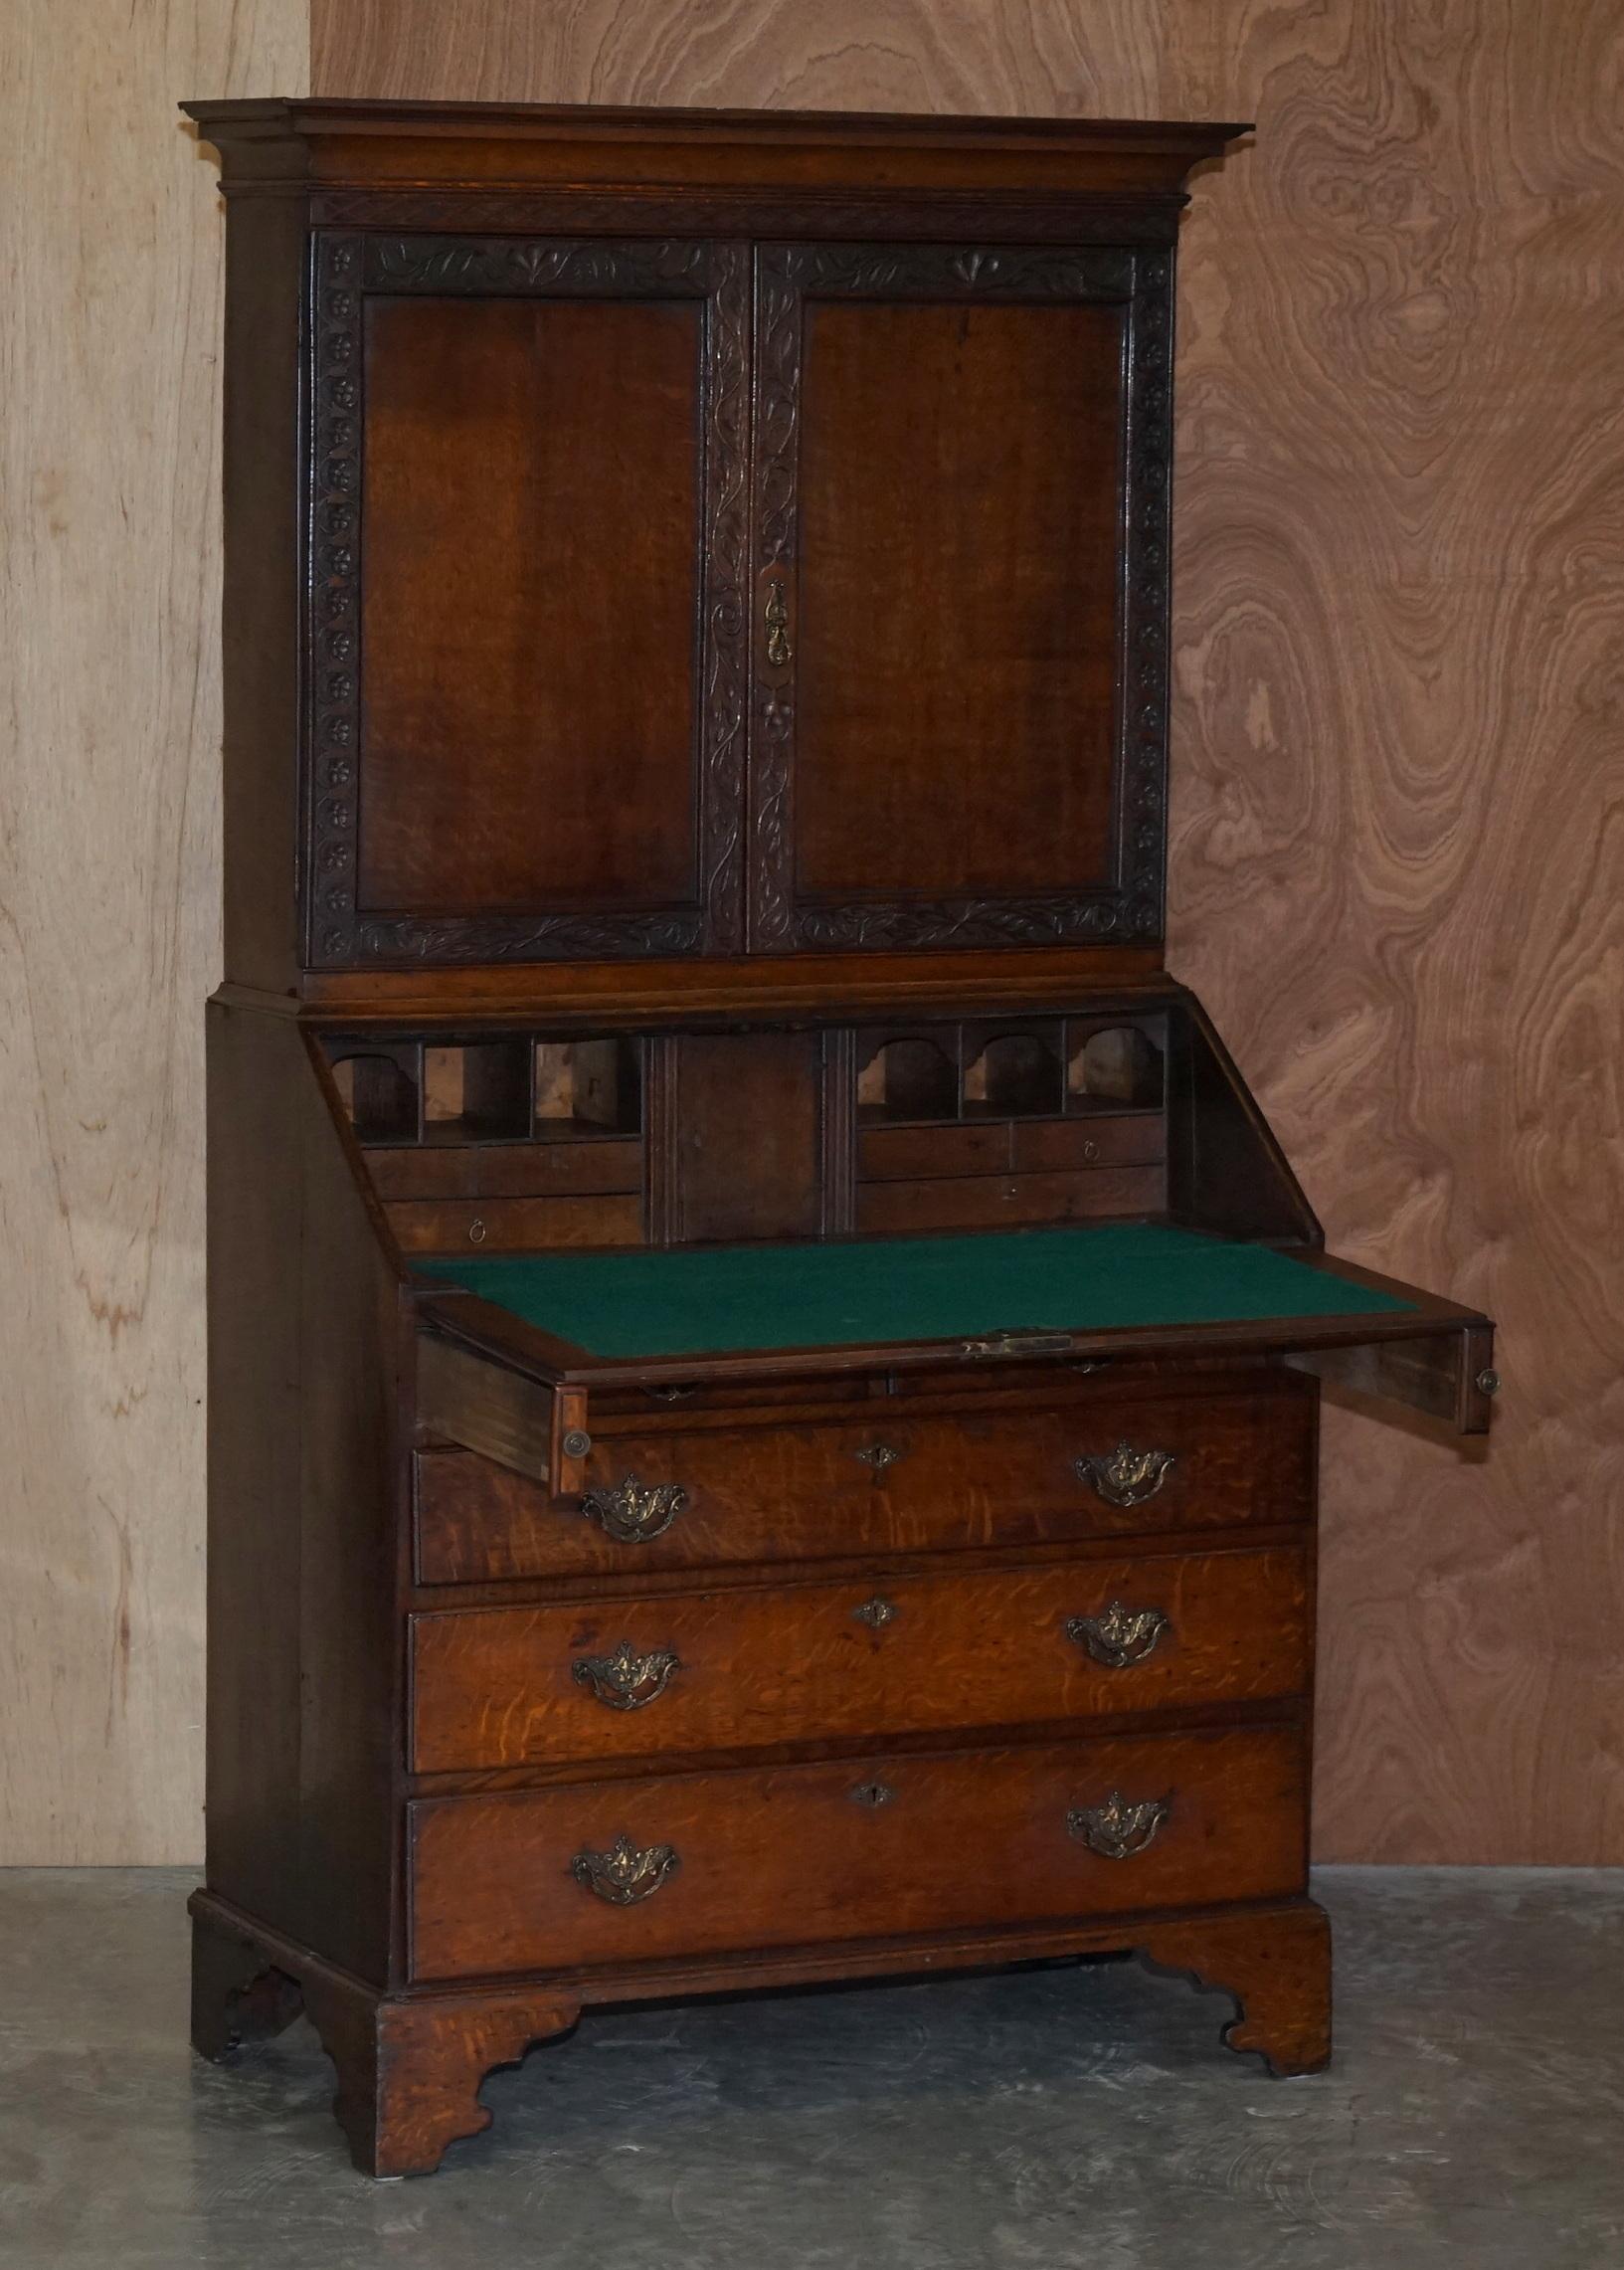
(415, 1222, 1410, 1362)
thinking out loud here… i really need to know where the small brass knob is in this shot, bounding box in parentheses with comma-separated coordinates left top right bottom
(1476, 1369, 1501, 1398)
(561, 1427, 592, 1460)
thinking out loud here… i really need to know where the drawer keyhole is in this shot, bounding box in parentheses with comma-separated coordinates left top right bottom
(852, 1596, 898, 1630)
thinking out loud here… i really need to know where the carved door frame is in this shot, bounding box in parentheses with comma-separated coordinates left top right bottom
(303, 231, 751, 968)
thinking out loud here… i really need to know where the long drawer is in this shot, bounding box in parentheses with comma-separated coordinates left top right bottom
(409, 1545, 1310, 1772)
(407, 1722, 1307, 1982)
(415, 1375, 1315, 1584)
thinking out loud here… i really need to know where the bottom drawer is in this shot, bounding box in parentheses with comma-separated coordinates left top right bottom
(408, 1723, 1305, 1983)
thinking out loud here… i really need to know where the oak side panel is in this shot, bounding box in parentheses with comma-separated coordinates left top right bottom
(0, 0, 307, 1864)
(206, 1003, 402, 1980)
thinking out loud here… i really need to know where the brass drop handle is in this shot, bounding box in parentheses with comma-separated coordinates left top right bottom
(571, 1832, 679, 1905)
(1074, 1442, 1176, 1508)
(572, 1641, 681, 1711)
(579, 1473, 688, 1544)
(1067, 1792, 1171, 1860)
(1065, 1601, 1171, 1669)
(763, 572, 792, 666)
(466, 1217, 487, 1244)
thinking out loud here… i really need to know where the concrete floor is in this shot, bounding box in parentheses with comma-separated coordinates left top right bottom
(1, 1870, 1620, 2268)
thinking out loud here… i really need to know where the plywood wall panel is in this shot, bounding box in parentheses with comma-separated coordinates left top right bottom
(0, 0, 307, 1862)
(311, 0, 1165, 113)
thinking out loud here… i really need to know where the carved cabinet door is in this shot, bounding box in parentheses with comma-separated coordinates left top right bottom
(307, 235, 750, 966)
(746, 244, 1174, 955)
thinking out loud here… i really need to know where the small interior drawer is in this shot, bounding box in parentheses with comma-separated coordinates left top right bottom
(369, 1138, 642, 1203)
(407, 1722, 1308, 1982)
(858, 1112, 1164, 1183)
(389, 1193, 643, 1254)
(855, 1164, 1165, 1236)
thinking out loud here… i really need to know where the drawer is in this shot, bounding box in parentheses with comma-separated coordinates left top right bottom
(409, 1545, 1310, 1772)
(857, 1113, 1164, 1183)
(414, 1376, 1315, 1584)
(369, 1139, 642, 1203)
(388, 1193, 642, 1254)
(408, 1722, 1307, 1981)
(855, 1164, 1166, 1236)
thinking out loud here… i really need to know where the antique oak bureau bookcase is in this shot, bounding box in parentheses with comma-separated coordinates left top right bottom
(184, 98, 1496, 2177)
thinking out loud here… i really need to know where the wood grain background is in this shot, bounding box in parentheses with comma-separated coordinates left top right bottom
(7, 1, 1618, 1860)
(0, 0, 308, 1863)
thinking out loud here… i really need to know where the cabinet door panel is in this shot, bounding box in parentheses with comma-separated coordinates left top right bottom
(307, 235, 749, 967)
(797, 298, 1121, 898)
(749, 244, 1173, 955)
(361, 296, 701, 915)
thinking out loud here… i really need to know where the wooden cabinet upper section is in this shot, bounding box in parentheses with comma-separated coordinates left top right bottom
(186, 100, 1245, 993)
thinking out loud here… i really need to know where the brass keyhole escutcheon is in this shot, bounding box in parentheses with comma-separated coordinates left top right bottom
(763, 572, 792, 666)
(852, 1596, 898, 1629)
(849, 1781, 895, 1808)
